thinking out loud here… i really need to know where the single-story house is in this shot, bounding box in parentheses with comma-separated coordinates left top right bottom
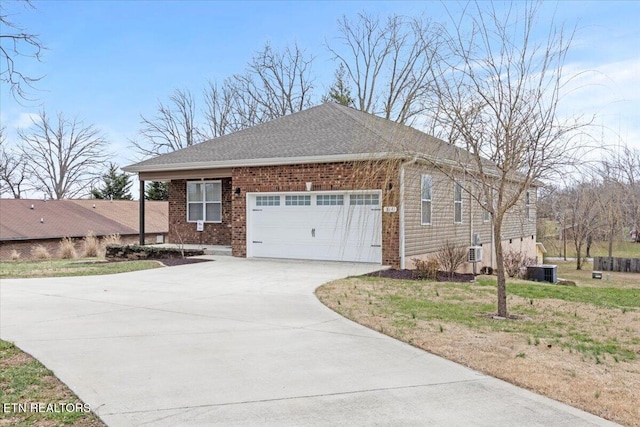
(0, 199, 168, 259)
(124, 102, 537, 270)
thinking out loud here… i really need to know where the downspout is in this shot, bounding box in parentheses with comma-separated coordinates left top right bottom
(399, 157, 418, 269)
(469, 181, 475, 275)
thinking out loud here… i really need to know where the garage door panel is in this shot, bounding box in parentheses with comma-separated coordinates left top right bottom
(248, 192, 382, 263)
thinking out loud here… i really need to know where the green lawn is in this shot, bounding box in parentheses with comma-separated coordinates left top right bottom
(0, 258, 161, 279)
(541, 238, 640, 259)
(0, 340, 104, 426)
(316, 264, 640, 425)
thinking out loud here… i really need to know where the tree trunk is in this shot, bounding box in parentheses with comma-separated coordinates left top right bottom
(576, 245, 582, 270)
(494, 220, 507, 317)
(608, 226, 614, 257)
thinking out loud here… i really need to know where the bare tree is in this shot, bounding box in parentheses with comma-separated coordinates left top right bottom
(326, 12, 442, 124)
(563, 180, 600, 269)
(132, 89, 201, 157)
(232, 42, 315, 123)
(620, 147, 640, 242)
(18, 110, 109, 199)
(201, 42, 315, 140)
(602, 145, 640, 244)
(596, 145, 639, 254)
(0, 0, 44, 101)
(0, 127, 30, 198)
(202, 79, 260, 139)
(427, 2, 587, 317)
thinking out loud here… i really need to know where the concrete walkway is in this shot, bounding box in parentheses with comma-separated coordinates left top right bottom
(0, 257, 617, 426)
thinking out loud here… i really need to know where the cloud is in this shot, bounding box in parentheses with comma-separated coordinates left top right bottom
(560, 57, 640, 148)
(11, 112, 40, 129)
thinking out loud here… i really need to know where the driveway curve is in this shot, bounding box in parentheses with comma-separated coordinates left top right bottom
(0, 257, 617, 426)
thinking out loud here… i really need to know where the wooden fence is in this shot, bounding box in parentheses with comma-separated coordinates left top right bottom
(593, 257, 640, 273)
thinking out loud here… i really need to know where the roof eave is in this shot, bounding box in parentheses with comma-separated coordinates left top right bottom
(123, 152, 407, 174)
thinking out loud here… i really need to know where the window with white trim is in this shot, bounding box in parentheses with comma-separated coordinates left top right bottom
(454, 182, 463, 224)
(421, 175, 432, 225)
(187, 181, 222, 222)
(483, 200, 491, 222)
(349, 194, 379, 205)
(256, 195, 280, 206)
(285, 195, 311, 206)
(525, 190, 532, 221)
(317, 195, 344, 206)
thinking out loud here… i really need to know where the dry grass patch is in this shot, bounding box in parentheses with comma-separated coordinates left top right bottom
(58, 237, 77, 259)
(316, 269, 640, 426)
(30, 245, 51, 260)
(82, 231, 100, 258)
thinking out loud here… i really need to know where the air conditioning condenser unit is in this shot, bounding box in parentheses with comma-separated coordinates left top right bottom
(469, 246, 482, 263)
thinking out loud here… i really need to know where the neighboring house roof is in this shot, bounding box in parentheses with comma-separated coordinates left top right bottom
(0, 199, 168, 242)
(124, 102, 478, 173)
(69, 199, 167, 234)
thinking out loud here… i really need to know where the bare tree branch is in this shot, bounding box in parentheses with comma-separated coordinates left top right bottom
(0, 0, 44, 102)
(0, 127, 30, 198)
(131, 89, 202, 157)
(18, 110, 110, 199)
(426, 1, 590, 316)
(326, 12, 443, 124)
(201, 42, 315, 140)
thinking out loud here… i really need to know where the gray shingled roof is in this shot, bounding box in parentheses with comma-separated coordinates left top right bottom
(124, 103, 470, 172)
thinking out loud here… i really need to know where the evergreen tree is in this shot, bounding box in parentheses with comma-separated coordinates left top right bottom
(91, 163, 132, 200)
(145, 181, 169, 201)
(322, 64, 355, 107)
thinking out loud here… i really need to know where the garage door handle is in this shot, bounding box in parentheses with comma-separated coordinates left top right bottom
(371, 244, 381, 247)
(311, 228, 315, 237)
(253, 241, 263, 244)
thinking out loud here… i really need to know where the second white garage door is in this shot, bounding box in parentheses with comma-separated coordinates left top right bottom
(247, 191, 382, 263)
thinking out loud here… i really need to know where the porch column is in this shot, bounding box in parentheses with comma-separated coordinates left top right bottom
(139, 179, 145, 245)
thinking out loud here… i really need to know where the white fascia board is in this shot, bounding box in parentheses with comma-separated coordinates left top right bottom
(123, 152, 405, 173)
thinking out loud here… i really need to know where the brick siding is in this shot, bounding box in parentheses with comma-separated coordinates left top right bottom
(164, 163, 401, 266)
(168, 178, 232, 246)
(231, 162, 400, 267)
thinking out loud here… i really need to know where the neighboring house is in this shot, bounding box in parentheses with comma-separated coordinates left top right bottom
(0, 199, 168, 259)
(124, 103, 537, 270)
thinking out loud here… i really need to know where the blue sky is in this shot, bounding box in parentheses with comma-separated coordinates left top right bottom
(1, 0, 639, 189)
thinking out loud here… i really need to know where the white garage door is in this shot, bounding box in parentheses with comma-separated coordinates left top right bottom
(247, 192, 382, 263)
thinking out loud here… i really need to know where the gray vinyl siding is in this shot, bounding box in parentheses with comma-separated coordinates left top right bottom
(403, 163, 536, 257)
(500, 188, 537, 241)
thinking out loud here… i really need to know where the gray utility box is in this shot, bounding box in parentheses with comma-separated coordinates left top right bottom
(526, 265, 557, 284)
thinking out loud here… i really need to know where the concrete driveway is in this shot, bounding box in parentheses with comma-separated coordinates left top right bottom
(0, 257, 616, 426)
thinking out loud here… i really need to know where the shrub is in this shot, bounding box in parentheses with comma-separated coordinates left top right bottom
(58, 237, 77, 259)
(412, 258, 439, 280)
(102, 233, 122, 246)
(9, 249, 20, 261)
(435, 241, 468, 279)
(31, 245, 51, 260)
(503, 250, 537, 278)
(82, 231, 100, 257)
